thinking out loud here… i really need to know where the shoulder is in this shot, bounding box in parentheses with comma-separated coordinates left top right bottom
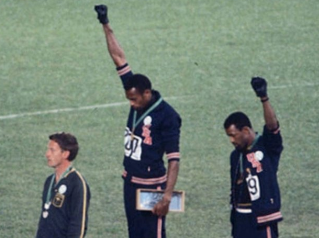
(163, 100, 180, 115)
(159, 99, 181, 120)
(66, 169, 89, 187)
(149, 91, 181, 127)
(44, 174, 54, 185)
(161, 101, 182, 128)
(45, 173, 54, 180)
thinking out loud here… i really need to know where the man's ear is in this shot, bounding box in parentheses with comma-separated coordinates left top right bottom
(242, 126, 251, 135)
(62, 150, 70, 161)
(144, 88, 152, 94)
(143, 89, 152, 98)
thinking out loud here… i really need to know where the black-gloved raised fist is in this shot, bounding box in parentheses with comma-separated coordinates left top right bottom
(251, 77, 268, 98)
(94, 5, 109, 24)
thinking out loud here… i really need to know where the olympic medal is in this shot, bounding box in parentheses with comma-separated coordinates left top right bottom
(43, 211, 49, 218)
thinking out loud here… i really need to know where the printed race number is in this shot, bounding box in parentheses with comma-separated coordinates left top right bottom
(124, 128, 142, 161)
(246, 174, 260, 201)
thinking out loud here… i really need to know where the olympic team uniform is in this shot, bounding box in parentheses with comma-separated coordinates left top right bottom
(230, 125, 283, 238)
(117, 63, 182, 238)
(36, 168, 90, 238)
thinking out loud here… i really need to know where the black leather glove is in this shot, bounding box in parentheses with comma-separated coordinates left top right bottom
(94, 5, 109, 24)
(251, 77, 267, 98)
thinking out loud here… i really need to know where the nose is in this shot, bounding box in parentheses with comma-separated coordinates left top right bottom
(129, 100, 137, 109)
(45, 150, 50, 159)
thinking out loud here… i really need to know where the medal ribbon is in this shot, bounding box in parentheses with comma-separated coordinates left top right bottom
(132, 97, 163, 135)
(45, 166, 72, 205)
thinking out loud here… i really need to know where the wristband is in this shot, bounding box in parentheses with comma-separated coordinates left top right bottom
(261, 97, 269, 103)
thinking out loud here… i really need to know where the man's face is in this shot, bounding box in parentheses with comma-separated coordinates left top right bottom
(45, 140, 68, 168)
(125, 88, 151, 111)
(225, 124, 249, 151)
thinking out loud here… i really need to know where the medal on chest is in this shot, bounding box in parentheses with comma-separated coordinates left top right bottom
(43, 168, 71, 219)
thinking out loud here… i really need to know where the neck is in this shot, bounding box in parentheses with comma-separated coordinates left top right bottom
(55, 162, 71, 182)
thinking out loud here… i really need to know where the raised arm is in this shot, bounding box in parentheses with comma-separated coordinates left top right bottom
(95, 5, 127, 67)
(251, 77, 279, 131)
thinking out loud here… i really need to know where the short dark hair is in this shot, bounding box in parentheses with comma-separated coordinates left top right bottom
(49, 132, 79, 161)
(224, 111, 252, 130)
(124, 74, 152, 94)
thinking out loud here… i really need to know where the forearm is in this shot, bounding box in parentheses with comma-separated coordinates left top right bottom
(102, 24, 127, 67)
(261, 97, 278, 131)
(163, 160, 179, 202)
